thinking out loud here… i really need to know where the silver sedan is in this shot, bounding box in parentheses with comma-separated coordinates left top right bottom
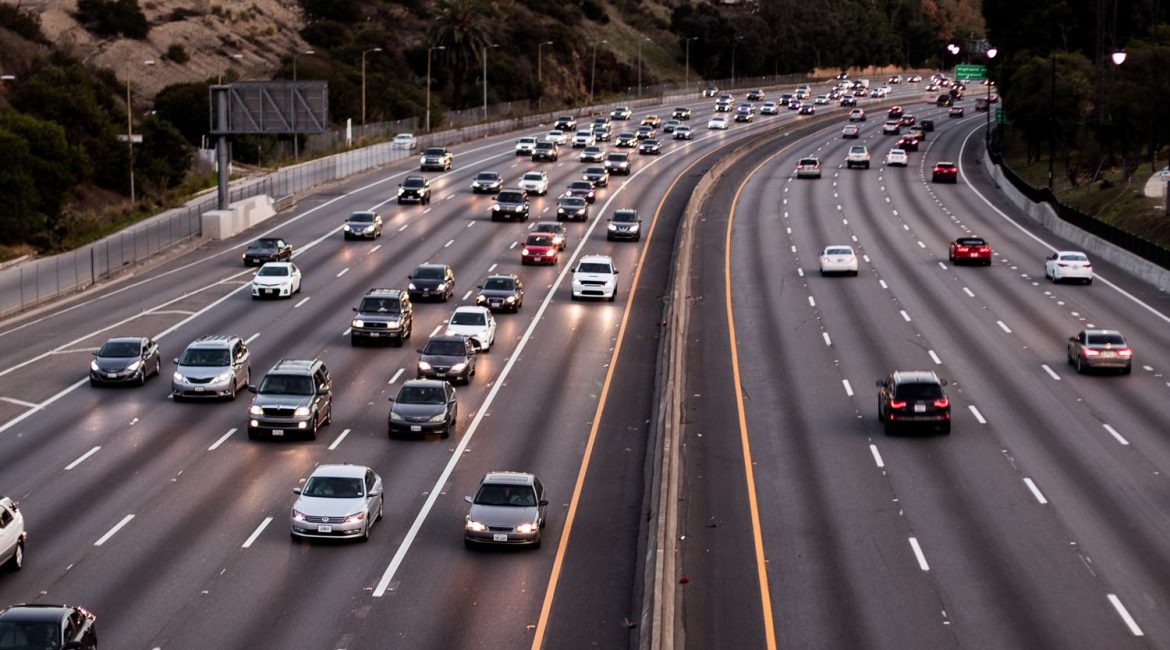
(291, 464, 384, 542)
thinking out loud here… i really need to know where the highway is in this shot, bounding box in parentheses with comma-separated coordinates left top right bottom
(0, 83, 925, 648)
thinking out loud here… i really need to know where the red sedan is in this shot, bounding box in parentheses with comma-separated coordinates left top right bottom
(932, 161, 958, 183)
(521, 233, 559, 265)
(887, 105, 904, 119)
(896, 135, 920, 151)
(949, 236, 992, 266)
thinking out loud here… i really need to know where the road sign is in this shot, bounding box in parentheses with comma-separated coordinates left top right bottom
(995, 107, 1012, 125)
(954, 64, 986, 81)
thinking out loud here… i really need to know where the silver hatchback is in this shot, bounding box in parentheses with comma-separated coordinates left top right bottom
(464, 472, 547, 549)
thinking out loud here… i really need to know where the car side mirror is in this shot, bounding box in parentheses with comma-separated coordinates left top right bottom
(353, 307, 359, 312)
(173, 358, 179, 364)
(939, 379, 949, 386)
(292, 487, 302, 494)
(407, 275, 413, 280)
(539, 499, 549, 506)
(464, 496, 473, 503)
(476, 285, 483, 289)
(318, 386, 331, 395)
(1068, 336, 1077, 343)
(247, 385, 257, 393)
(368, 490, 381, 498)
(92, 351, 99, 357)
(387, 397, 396, 402)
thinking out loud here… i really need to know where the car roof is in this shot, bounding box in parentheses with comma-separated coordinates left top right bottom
(103, 336, 146, 345)
(267, 359, 321, 374)
(364, 287, 404, 297)
(185, 335, 240, 349)
(483, 273, 518, 282)
(579, 254, 614, 264)
(309, 464, 369, 479)
(452, 305, 489, 314)
(0, 604, 75, 623)
(414, 263, 449, 271)
(401, 378, 451, 389)
(481, 471, 537, 486)
(891, 370, 941, 384)
(1083, 328, 1123, 336)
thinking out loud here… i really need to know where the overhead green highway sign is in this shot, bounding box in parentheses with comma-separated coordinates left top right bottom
(954, 64, 986, 80)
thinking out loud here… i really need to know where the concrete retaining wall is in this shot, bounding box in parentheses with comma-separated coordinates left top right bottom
(201, 195, 277, 241)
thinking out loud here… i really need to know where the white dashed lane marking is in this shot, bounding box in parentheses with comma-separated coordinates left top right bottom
(1102, 424, 1129, 446)
(1023, 478, 1048, 504)
(65, 446, 101, 471)
(870, 444, 884, 468)
(242, 517, 272, 548)
(208, 428, 236, 451)
(908, 537, 930, 571)
(1041, 365, 1061, 381)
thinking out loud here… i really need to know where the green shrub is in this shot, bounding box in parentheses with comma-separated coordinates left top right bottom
(165, 44, 190, 64)
(75, 0, 150, 39)
(0, 4, 48, 43)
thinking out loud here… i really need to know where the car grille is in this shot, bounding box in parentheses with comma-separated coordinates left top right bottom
(407, 415, 434, 423)
(304, 514, 345, 524)
(263, 407, 297, 417)
(488, 525, 514, 532)
(581, 280, 607, 286)
(187, 376, 214, 384)
(361, 321, 390, 329)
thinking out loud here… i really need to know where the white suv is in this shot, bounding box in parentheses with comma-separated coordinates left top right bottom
(571, 255, 619, 302)
(515, 137, 537, 156)
(845, 146, 871, 169)
(571, 130, 595, 148)
(518, 171, 550, 196)
(0, 497, 25, 571)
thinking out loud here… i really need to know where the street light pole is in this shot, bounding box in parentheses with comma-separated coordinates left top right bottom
(483, 43, 498, 121)
(1048, 52, 1056, 190)
(218, 53, 243, 84)
(637, 37, 650, 98)
(426, 45, 445, 133)
(126, 59, 155, 205)
(730, 35, 743, 87)
(590, 39, 607, 106)
(684, 37, 697, 93)
(292, 49, 314, 160)
(361, 47, 382, 132)
(537, 41, 553, 111)
(984, 47, 997, 155)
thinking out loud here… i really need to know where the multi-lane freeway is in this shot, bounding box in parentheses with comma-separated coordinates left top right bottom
(3, 76, 1167, 650)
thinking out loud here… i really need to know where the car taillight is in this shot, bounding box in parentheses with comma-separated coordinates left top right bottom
(1056, 262, 1070, 267)
(956, 246, 969, 253)
(1117, 348, 1133, 357)
(1083, 349, 1100, 356)
(934, 397, 949, 408)
(889, 399, 907, 409)
(979, 246, 990, 253)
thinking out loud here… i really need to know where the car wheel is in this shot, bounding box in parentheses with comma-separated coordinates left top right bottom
(360, 522, 370, 543)
(306, 416, 318, 441)
(89, 378, 99, 388)
(1075, 354, 1086, 374)
(609, 289, 617, 303)
(1122, 364, 1132, 375)
(441, 421, 451, 439)
(4, 540, 22, 571)
(154, 358, 162, 378)
(1085, 278, 1093, 285)
(137, 368, 147, 386)
(884, 420, 897, 436)
(532, 536, 542, 550)
(228, 380, 237, 400)
(323, 405, 333, 426)
(351, 336, 361, 347)
(940, 422, 951, 435)
(464, 539, 475, 550)
(248, 428, 260, 440)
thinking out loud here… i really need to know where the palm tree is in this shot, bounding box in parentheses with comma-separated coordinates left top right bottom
(427, 0, 493, 109)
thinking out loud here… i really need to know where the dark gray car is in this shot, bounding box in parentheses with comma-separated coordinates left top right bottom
(247, 359, 333, 440)
(90, 336, 161, 387)
(408, 263, 455, 302)
(464, 472, 548, 548)
(491, 189, 530, 222)
(388, 379, 457, 438)
(417, 335, 476, 384)
(343, 211, 382, 240)
(475, 274, 524, 312)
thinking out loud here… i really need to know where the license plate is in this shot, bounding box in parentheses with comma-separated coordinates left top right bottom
(272, 430, 284, 436)
(493, 533, 508, 542)
(194, 386, 205, 392)
(317, 525, 332, 533)
(969, 253, 979, 257)
(490, 301, 501, 307)
(107, 373, 118, 379)
(410, 425, 422, 432)
(368, 332, 380, 337)
(1101, 351, 1114, 358)
(914, 404, 926, 413)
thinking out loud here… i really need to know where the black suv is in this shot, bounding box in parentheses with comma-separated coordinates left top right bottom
(247, 359, 333, 440)
(475, 274, 524, 312)
(491, 189, 530, 222)
(242, 237, 292, 266)
(875, 370, 951, 435)
(398, 176, 432, 204)
(0, 603, 98, 649)
(553, 115, 577, 131)
(417, 335, 477, 384)
(532, 141, 559, 162)
(408, 263, 455, 301)
(351, 288, 413, 346)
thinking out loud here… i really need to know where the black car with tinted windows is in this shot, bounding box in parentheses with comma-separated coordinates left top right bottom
(398, 176, 431, 204)
(638, 139, 662, 155)
(556, 196, 589, 222)
(90, 336, 161, 386)
(583, 166, 610, 187)
(553, 115, 577, 131)
(563, 180, 596, 203)
(672, 106, 691, 120)
(615, 132, 638, 148)
(388, 379, 457, 438)
(417, 335, 476, 384)
(408, 263, 455, 301)
(605, 152, 632, 175)
(0, 603, 98, 649)
(606, 209, 642, 241)
(876, 370, 951, 434)
(242, 237, 292, 266)
(351, 288, 413, 346)
(476, 274, 524, 312)
(490, 189, 530, 221)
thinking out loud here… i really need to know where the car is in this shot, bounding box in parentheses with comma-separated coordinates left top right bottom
(714, 99, 732, 113)
(521, 232, 560, 265)
(532, 141, 559, 162)
(840, 95, 858, 107)
(1068, 329, 1133, 374)
(949, 105, 965, 118)
(553, 115, 577, 131)
(0, 496, 26, 572)
(419, 147, 453, 171)
(344, 211, 383, 239)
(580, 145, 605, 163)
(672, 106, 692, 120)
(907, 125, 926, 141)
(615, 132, 638, 148)
(0, 604, 97, 648)
(674, 125, 694, 140)
(895, 135, 920, 151)
(470, 171, 503, 194)
(881, 120, 902, 135)
(795, 156, 822, 179)
(476, 274, 524, 312)
(841, 125, 861, 139)
(242, 237, 293, 266)
(515, 136, 538, 156)
(638, 139, 662, 155)
(351, 288, 413, 346)
(932, 161, 958, 183)
(408, 263, 455, 301)
(949, 236, 992, 265)
(247, 359, 333, 440)
(611, 106, 632, 120)
(636, 125, 656, 140)
(583, 166, 610, 188)
(718, 93, 733, 102)
(936, 94, 954, 107)
(641, 115, 661, 128)
(735, 105, 755, 122)
(702, 86, 719, 97)
(251, 262, 302, 299)
(605, 152, 632, 175)
(848, 108, 866, 121)
(491, 189, 530, 221)
(606, 209, 642, 241)
(416, 335, 476, 384)
(555, 196, 589, 222)
(518, 171, 550, 195)
(532, 222, 568, 249)
(907, 74, 922, 83)
(1045, 251, 1094, 284)
(290, 464, 382, 542)
(662, 119, 681, 133)
(171, 335, 251, 400)
(89, 336, 161, 387)
(876, 370, 951, 435)
(885, 148, 909, 167)
(836, 72, 849, 80)
(545, 130, 568, 145)
(887, 105, 904, 119)
(391, 133, 417, 150)
(845, 146, 871, 169)
(814, 94, 830, 105)
(571, 254, 619, 301)
(795, 86, 811, 100)
(398, 176, 432, 204)
(787, 99, 802, 110)
(899, 114, 916, 127)
(920, 118, 935, 132)
(707, 116, 729, 130)
(571, 130, 595, 148)
(563, 180, 597, 203)
(747, 89, 766, 101)
(760, 101, 780, 115)
(388, 379, 458, 438)
(819, 245, 859, 276)
(464, 471, 548, 549)
(592, 125, 611, 142)
(798, 103, 815, 115)
(445, 306, 496, 351)
(869, 88, 881, 98)
(974, 97, 990, 112)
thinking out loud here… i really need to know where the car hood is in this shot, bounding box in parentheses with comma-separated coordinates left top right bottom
(176, 365, 231, 379)
(420, 353, 468, 365)
(446, 323, 490, 338)
(468, 503, 539, 528)
(412, 277, 445, 288)
(295, 495, 366, 518)
(254, 276, 292, 287)
(356, 311, 402, 324)
(575, 272, 615, 283)
(393, 402, 448, 419)
(479, 288, 518, 300)
(253, 394, 313, 409)
(346, 220, 377, 228)
(524, 244, 555, 253)
(94, 356, 139, 372)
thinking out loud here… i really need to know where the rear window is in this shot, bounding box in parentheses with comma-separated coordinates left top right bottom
(799, 158, 819, 166)
(607, 154, 628, 161)
(956, 238, 986, 246)
(497, 191, 525, 203)
(894, 382, 943, 400)
(1087, 333, 1126, 346)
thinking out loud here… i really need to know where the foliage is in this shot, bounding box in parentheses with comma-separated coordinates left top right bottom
(75, 0, 150, 40)
(301, 0, 364, 23)
(0, 109, 88, 245)
(581, 0, 609, 24)
(135, 116, 195, 192)
(165, 44, 190, 64)
(0, 4, 48, 44)
(428, 0, 494, 110)
(154, 82, 212, 146)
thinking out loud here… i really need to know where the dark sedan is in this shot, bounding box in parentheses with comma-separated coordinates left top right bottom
(615, 132, 638, 148)
(90, 336, 161, 386)
(563, 180, 597, 203)
(242, 237, 292, 266)
(475, 274, 524, 312)
(416, 335, 476, 384)
(556, 196, 590, 222)
(388, 379, 458, 439)
(583, 166, 610, 188)
(491, 189, 530, 221)
(470, 171, 503, 194)
(638, 139, 662, 155)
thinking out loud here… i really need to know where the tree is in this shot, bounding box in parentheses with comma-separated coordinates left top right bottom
(0, 129, 44, 245)
(135, 116, 194, 192)
(154, 82, 211, 147)
(428, 0, 493, 109)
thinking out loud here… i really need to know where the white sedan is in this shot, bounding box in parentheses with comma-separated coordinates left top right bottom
(252, 262, 302, 299)
(445, 306, 496, 351)
(885, 148, 909, 167)
(391, 133, 416, 150)
(545, 130, 568, 145)
(518, 171, 550, 196)
(819, 246, 859, 276)
(707, 116, 729, 130)
(1044, 251, 1094, 284)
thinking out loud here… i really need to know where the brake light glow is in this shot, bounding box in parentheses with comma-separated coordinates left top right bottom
(933, 397, 949, 408)
(1083, 348, 1100, 356)
(1117, 348, 1133, 357)
(889, 399, 907, 409)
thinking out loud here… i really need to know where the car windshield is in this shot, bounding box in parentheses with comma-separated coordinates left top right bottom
(259, 374, 314, 395)
(894, 383, 944, 400)
(474, 483, 537, 507)
(536, 142, 554, 148)
(1087, 333, 1126, 346)
(826, 248, 853, 256)
(397, 385, 446, 404)
(403, 178, 425, 188)
(0, 621, 60, 648)
(414, 266, 445, 280)
(249, 239, 279, 251)
(482, 278, 515, 291)
(423, 340, 466, 356)
(395, 134, 411, 141)
(302, 476, 364, 498)
(559, 197, 585, 208)
(178, 348, 230, 367)
(358, 297, 400, 314)
(98, 340, 140, 357)
(257, 266, 289, 277)
(497, 191, 524, 203)
(607, 154, 627, 161)
(519, 138, 535, 144)
(613, 211, 637, 223)
(569, 181, 591, 190)
(450, 311, 486, 326)
(585, 167, 605, 175)
(527, 235, 554, 247)
(522, 172, 544, 181)
(476, 173, 498, 181)
(534, 224, 562, 234)
(578, 262, 612, 274)
(349, 212, 374, 223)
(423, 148, 445, 156)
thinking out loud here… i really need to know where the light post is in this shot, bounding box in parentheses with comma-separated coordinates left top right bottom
(218, 53, 243, 84)
(684, 37, 697, 93)
(730, 35, 744, 87)
(637, 37, 651, 98)
(1048, 52, 1056, 190)
(589, 39, 607, 106)
(984, 47, 997, 153)
(425, 45, 445, 133)
(291, 50, 314, 160)
(126, 59, 156, 205)
(292, 49, 314, 81)
(483, 43, 498, 120)
(946, 43, 959, 76)
(361, 47, 382, 131)
(537, 40, 553, 110)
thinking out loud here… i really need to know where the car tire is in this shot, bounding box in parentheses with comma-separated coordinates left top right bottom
(323, 405, 333, 426)
(608, 289, 617, 303)
(137, 368, 147, 386)
(89, 378, 99, 388)
(1122, 364, 1132, 375)
(1086, 278, 1093, 285)
(153, 358, 162, 378)
(248, 428, 260, 440)
(4, 540, 22, 571)
(441, 422, 451, 440)
(351, 336, 361, 347)
(884, 420, 897, 436)
(360, 522, 370, 543)
(532, 536, 542, 550)
(1075, 355, 1086, 374)
(851, 270, 858, 277)
(940, 422, 951, 435)
(377, 497, 385, 521)
(306, 416, 318, 441)
(464, 539, 475, 550)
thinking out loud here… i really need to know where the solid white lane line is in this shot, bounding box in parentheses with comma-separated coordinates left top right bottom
(900, 310, 911, 322)
(996, 320, 1012, 333)
(370, 244, 382, 253)
(962, 287, 975, 298)
(328, 428, 352, 451)
(398, 224, 409, 232)
(928, 350, 942, 365)
(242, 517, 273, 548)
(294, 296, 311, 308)
(0, 396, 39, 409)
(208, 428, 236, 451)
(462, 290, 473, 301)
(65, 446, 101, 471)
(808, 296, 816, 307)
(509, 241, 518, 250)
(444, 239, 455, 248)
(389, 368, 404, 384)
(244, 332, 260, 345)
(1023, 478, 1048, 504)
(1041, 364, 1061, 381)
(429, 325, 442, 337)
(94, 514, 134, 546)
(1102, 424, 1129, 446)
(938, 262, 948, 270)
(870, 444, 884, 468)
(822, 332, 831, 346)
(337, 267, 350, 278)
(1107, 594, 1144, 636)
(968, 405, 987, 424)
(879, 280, 888, 289)
(842, 379, 854, 397)
(908, 537, 930, 571)
(487, 263, 498, 273)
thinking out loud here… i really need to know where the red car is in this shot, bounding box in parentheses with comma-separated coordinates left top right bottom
(896, 135, 920, 152)
(521, 233, 559, 265)
(932, 161, 958, 183)
(949, 236, 992, 266)
(899, 114, 916, 126)
(887, 105, 903, 119)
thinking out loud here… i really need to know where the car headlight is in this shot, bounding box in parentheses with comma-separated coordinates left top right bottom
(557, 209, 565, 215)
(292, 509, 306, 521)
(386, 320, 400, 330)
(417, 361, 432, 371)
(466, 519, 487, 532)
(418, 156, 426, 164)
(449, 362, 467, 373)
(475, 294, 487, 304)
(408, 283, 417, 290)
(213, 371, 233, 383)
(505, 296, 516, 303)
(397, 188, 405, 196)
(608, 223, 618, 231)
(390, 411, 404, 422)
(516, 522, 539, 534)
(436, 283, 447, 291)
(293, 406, 310, 417)
(491, 204, 501, 211)
(173, 372, 184, 382)
(345, 512, 366, 523)
(249, 405, 264, 416)
(429, 412, 448, 423)
(343, 224, 352, 231)
(352, 318, 364, 328)
(522, 248, 531, 256)
(363, 226, 375, 233)
(90, 360, 100, 372)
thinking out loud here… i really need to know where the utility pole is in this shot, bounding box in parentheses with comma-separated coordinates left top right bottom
(126, 59, 155, 205)
(291, 49, 314, 160)
(426, 45, 446, 133)
(537, 41, 553, 111)
(637, 38, 651, 98)
(684, 37, 697, 93)
(483, 43, 498, 120)
(361, 47, 382, 133)
(590, 40, 607, 106)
